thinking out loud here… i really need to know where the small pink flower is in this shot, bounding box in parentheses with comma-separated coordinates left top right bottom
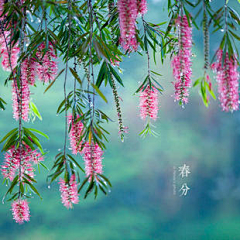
(36, 42, 58, 83)
(110, 56, 121, 67)
(139, 85, 159, 120)
(137, 0, 147, 15)
(68, 114, 84, 155)
(213, 50, 239, 112)
(11, 199, 30, 224)
(171, 15, 192, 104)
(83, 142, 103, 181)
(59, 174, 79, 209)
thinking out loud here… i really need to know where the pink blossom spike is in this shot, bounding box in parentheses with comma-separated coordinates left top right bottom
(83, 142, 103, 181)
(59, 174, 79, 209)
(171, 15, 192, 105)
(212, 50, 239, 112)
(1, 145, 43, 181)
(12, 76, 30, 122)
(1, 44, 20, 71)
(117, 0, 138, 51)
(36, 42, 58, 83)
(139, 86, 159, 120)
(1, 147, 20, 181)
(22, 57, 37, 85)
(31, 150, 44, 164)
(137, 0, 147, 15)
(68, 114, 84, 155)
(11, 199, 30, 224)
(0, 0, 5, 19)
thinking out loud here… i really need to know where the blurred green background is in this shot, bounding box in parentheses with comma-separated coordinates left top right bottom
(1, 1, 240, 239)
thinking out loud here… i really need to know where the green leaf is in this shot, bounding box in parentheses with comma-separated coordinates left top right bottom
(78, 177, 89, 193)
(229, 30, 240, 41)
(44, 68, 65, 94)
(23, 178, 42, 199)
(69, 67, 82, 85)
(108, 64, 124, 87)
(5, 175, 18, 196)
(0, 128, 18, 143)
(48, 169, 64, 183)
(91, 83, 108, 103)
(97, 173, 112, 187)
(1, 132, 18, 152)
(193, 78, 202, 87)
(84, 179, 95, 199)
(30, 102, 42, 121)
(27, 128, 49, 140)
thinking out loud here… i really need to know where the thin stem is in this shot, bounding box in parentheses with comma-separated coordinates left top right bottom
(83, 59, 92, 110)
(18, 2, 26, 199)
(142, 17, 151, 79)
(63, 0, 72, 159)
(87, 0, 97, 178)
(203, 0, 209, 70)
(87, 0, 95, 119)
(224, 0, 228, 34)
(108, 0, 126, 141)
(73, 57, 77, 113)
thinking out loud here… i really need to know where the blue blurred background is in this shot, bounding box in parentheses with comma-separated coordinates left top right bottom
(0, 0, 240, 239)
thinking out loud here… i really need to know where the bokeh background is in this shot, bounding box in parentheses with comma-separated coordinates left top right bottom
(0, 0, 240, 239)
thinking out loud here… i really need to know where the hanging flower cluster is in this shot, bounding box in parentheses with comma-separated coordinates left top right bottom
(37, 42, 58, 83)
(59, 174, 79, 209)
(117, 0, 138, 51)
(11, 42, 57, 122)
(11, 199, 30, 224)
(1, 142, 43, 224)
(0, 31, 20, 72)
(0, 0, 239, 225)
(68, 114, 84, 155)
(139, 86, 159, 120)
(12, 75, 30, 122)
(171, 15, 192, 105)
(22, 57, 37, 86)
(83, 142, 103, 181)
(1, 145, 43, 182)
(211, 50, 239, 112)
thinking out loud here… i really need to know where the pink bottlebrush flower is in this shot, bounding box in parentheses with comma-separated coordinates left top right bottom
(117, 0, 138, 51)
(171, 15, 192, 105)
(68, 115, 84, 155)
(1, 43, 20, 71)
(1, 145, 43, 181)
(83, 142, 103, 181)
(1, 147, 19, 181)
(139, 85, 159, 120)
(31, 150, 44, 164)
(21, 57, 37, 85)
(212, 50, 239, 112)
(0, 0, 4, 19)
(36, 42, 58, 83)
(11, 199, 30, 224)
(12, 75, 30, 122)
(59, 174, 79, 209)
(110, 55, 121, 67)
(137, 0, 147, 15)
